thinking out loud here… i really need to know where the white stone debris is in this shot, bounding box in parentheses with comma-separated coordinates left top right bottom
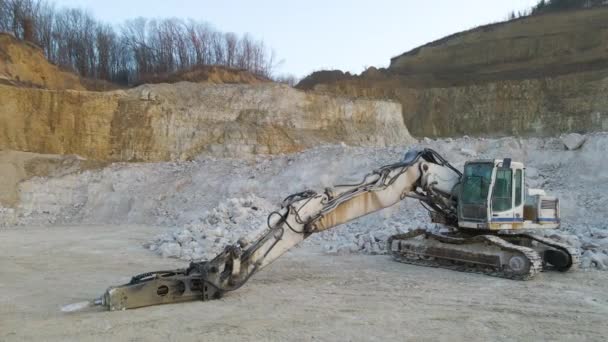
(459, 148, 478, 157)
(147, 195, 275, 261)
(3, 133, 608, 269)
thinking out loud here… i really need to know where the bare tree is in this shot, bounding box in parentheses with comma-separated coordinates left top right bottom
(211, 30, 225, 65)
(122, 17, 153, 78)
(35, 0, 54, 58)
(5, 0, 42, 41)
(95, 24, 117, 80)
(171, 19, 190, 69)
(224, 32, 237, 67)
(186, 19, 203, 65)
(0, 1, 8, 32)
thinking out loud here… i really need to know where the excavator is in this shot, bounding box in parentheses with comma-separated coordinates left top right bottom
(90, 148, 579, 311)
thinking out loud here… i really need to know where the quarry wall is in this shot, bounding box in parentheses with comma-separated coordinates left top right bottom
(0, 82, 413, 161)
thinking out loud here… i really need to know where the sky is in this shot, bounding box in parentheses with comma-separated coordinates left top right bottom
(53, 0, 539, 78)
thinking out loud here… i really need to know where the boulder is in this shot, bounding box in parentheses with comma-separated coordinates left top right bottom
(561, 133, 587, 150)
(460, 148, 477, 157)
(159, 242, 182, 258)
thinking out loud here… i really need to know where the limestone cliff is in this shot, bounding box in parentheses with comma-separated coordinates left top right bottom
(0, 82, 412, 162)
(298, 7, 608, 137)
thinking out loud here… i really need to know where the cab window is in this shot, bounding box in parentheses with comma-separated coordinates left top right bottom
(461, 163, 493, 205)
(492, 168, 513, 212)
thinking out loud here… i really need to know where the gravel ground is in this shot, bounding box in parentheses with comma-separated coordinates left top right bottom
(1, 225, 607, 342)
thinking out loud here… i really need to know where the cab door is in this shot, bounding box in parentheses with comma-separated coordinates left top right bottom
(512, 168, 524, 225)
(490, 165, 515, 228)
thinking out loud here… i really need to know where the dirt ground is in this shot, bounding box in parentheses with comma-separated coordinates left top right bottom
(1, 225, 607, 342)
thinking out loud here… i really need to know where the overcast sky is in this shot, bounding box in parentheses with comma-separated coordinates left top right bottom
(53, 0, 539, 77)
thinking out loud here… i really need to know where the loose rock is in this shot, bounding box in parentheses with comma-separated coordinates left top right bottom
(561, 133, 586, 150)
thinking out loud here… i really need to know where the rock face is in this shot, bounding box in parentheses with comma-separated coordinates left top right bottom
(297, 8, 608, 137)
(0, 82, 413, 161)
(396, 72, 608, 137)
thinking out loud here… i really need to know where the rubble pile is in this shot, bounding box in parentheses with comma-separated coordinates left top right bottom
(3, 133, 608, 269)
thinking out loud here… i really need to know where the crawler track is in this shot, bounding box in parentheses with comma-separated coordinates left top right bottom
(389, 229, 545, 280)
(506, 233, 580, 272)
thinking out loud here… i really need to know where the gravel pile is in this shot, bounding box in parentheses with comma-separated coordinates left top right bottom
(146, 195, 273, 261)
(3, 133, 608, 269)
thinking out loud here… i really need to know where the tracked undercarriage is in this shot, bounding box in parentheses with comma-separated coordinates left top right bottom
(389, 229, 580, 280)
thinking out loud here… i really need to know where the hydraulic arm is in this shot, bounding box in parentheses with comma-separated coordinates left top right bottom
(94, 149, 461, 310)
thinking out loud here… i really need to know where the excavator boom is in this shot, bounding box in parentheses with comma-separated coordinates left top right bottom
(95, 149, 460, 310)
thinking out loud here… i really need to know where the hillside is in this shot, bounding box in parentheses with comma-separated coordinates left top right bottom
(0, 33, 85, 90)
(137, 65, 271, 85)
(298, 7, 608, 137)
(0, 33, 274, 90)
(388, 6, 608, 86)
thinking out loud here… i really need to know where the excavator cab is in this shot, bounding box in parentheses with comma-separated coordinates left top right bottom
(458, 159, 559, 231)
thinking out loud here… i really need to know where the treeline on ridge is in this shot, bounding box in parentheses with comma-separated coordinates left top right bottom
(509, 0, 607, 18)
(0, 0, 280, 85)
